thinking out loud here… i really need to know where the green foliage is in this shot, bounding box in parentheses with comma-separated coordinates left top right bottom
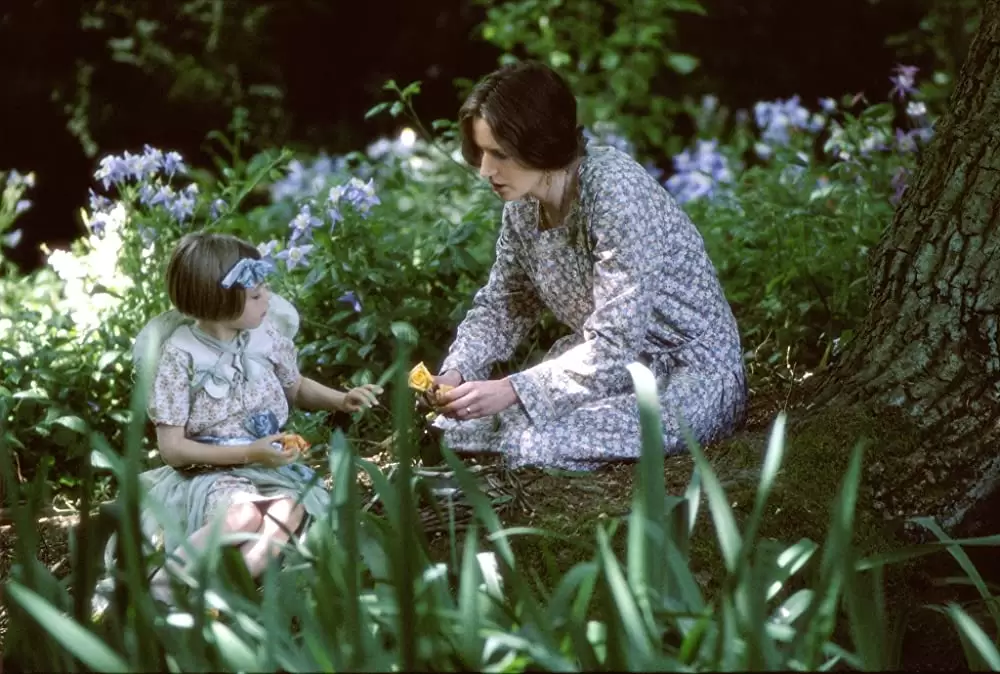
(0, 169, 34, 273)
(0, 64, 944, 499)
(64, 0, 286, 157)
(473, 0, 706, 156)
(671, 87, 937, 369)
(4, 358, 1000, 670)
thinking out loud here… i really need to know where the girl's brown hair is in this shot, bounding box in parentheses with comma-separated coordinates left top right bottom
(166, 233, 261, 321)
(458, 60, 585, 170)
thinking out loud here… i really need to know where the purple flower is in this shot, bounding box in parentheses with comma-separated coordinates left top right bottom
(95, 155, 130, 190)
(257, 239, 280, 257)
(327, 178, 381, 218)
(754, 96, 815, 145)
(819, 97, 837, 113)
(327, 206, 344, 230)
(163, 152, 186, 178)
(166, 192, 196, 223)
(89, 211, 113, 237)
(138, 184, 158, 207)
(93, 147, 186, 191)
(890, 64, 919, 100)
(666, 171, 713, 204)
(1, 229, 22, 249)
(665, 138, 735, 204)
(142, 145, 164, 172)
(6, 170, 35, 189)
(583, 121, 635, 156)
(859, 130, 891, 157)
(89, 189, 113, 213)
(14, 200, 31, 215)
(148, 185, 174, 207)
(276, 243, 315, 270)
(289, 205, 322, 243)
(895, 128, 918, 153)
(338, 291, 362, 313)
(269, 153, 349, 203)
(210, 198, 228, 219)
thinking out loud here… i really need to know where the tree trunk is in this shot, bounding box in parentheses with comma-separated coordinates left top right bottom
(815, 0, 1000, 534)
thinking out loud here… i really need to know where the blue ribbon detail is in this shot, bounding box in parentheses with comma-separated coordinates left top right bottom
(220, 257, 276, 289)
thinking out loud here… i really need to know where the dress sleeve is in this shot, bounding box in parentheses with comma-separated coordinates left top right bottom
(147, 343, 193, 427)
(266, 320, 301, 389)
(507, 175, 657, 424)
(440, 205, 545, 381)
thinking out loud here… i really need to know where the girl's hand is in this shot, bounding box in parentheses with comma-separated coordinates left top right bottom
(342, 384, 383, 412)
(247, 434, 298, 467)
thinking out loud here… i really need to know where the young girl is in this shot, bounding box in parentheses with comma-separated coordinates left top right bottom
(124, 232, 381, 601)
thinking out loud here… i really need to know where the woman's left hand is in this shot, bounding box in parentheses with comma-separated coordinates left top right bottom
(439, 379, 518, 420)
(342, 384, 383, 412)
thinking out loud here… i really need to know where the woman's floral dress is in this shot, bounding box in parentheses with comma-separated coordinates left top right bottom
(435, 145, 747, 471)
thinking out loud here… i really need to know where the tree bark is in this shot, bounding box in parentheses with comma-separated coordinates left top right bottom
(815, 0, 1000, 534)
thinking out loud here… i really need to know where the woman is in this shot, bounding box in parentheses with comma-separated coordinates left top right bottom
(433, 60, 747, 471)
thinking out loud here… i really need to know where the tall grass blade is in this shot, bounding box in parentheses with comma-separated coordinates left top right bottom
(597, 525, 655, 669)
(6, 582, 129, 673)
(793, 441, 864, 669)
(681, 425, 743, 574)
(742, 412, 787, 548)
(625, 362, 667, 605)
(913, 516, 1000, 636)
(330, 428, 365, 668)
(440, 445, 552, 637)
(945, 603, 1000, 671)
(389, 340, 419, 671)
(458, 522, 485, 668)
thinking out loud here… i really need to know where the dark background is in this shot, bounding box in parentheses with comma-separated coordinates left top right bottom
(0, 0, 931, 274)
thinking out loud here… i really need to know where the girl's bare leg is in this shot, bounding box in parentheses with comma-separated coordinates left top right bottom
(149, 501, 263, 596)
(240, 498, 306, 577)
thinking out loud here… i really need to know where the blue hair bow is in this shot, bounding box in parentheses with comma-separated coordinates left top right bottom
(220, 257, 276, 289)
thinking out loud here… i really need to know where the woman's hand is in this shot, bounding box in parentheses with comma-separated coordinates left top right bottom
(342, 384, 383, 412)
(421, 369, 464, 409)
(438, 378, 518, 420)
(434, 370, 464, 389)
(247, 434, 298, 467)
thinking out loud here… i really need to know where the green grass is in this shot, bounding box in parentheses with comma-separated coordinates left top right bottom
(3, 349, 1000, 671)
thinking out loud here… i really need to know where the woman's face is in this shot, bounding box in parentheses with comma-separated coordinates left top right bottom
(472, 117, 543, 201)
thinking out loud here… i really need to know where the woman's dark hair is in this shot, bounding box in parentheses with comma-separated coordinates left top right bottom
(458, 60, 585, 171)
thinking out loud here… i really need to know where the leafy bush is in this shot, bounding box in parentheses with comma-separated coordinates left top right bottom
(0, 64, 943, 501)
(472, 0, 707, 158)
(0, 102, 511, 492)
(672, 68, 938, 370)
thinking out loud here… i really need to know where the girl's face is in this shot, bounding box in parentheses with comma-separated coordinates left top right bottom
(472, 117, 544, 201)
(230, 282, 270, 331)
